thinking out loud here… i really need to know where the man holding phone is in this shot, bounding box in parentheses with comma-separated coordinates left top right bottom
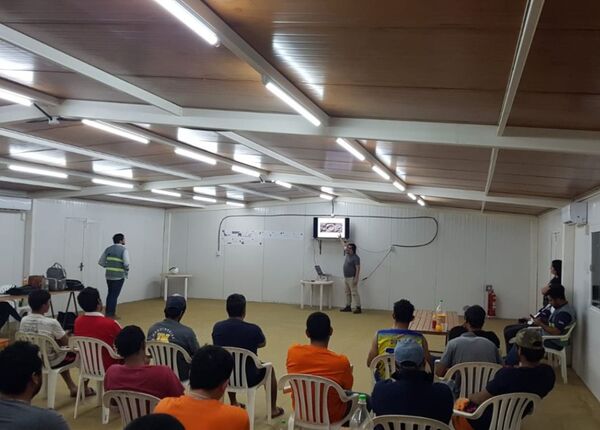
(339, 236, 361, 314)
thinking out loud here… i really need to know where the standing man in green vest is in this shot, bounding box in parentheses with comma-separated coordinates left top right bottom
(98, 233, 129, 318)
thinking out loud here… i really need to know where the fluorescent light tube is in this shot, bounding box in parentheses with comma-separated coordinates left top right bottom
(92, 178, 134, 189)
(226, 201, 245, 208)
(231, 165, 261, 177)
(108, 193, 204, 208)
(392, 181, 406, 192)
(407, 193, 417, 201)
(275, 180, 292, 189)
(372, 165, 390, 180)
(10, 150, 66, 166)
(151, 189, 181, 198)
(417, 199, 426, 206)
(319, 193, 334, 201)
(193, 186, 216, 196)
(193, 195, 217, 203)
(264, 81, 321, 127)
(82, 119, 149, 144)
(0, 88, 32, 106)
(174, 148, 217, 165)
(336, 138, 365, 161)
(154, 0, 219, 46)
(321, 186, 334, 194)
(9, 164, 68, 179)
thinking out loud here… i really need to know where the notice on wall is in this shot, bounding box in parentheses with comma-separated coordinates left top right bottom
(221, 229, 304, 246)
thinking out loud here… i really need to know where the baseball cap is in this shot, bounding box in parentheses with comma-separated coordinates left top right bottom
(394, 338, 425, 367)
(510, 328, 543, 350)
(165, 294, 186, 312)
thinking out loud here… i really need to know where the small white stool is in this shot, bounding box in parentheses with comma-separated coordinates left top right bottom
(161, 274, 191, 301)
(300, 280, 333, 311)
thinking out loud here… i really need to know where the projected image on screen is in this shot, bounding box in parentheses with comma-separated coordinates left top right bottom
(315, 217, 349, 239)
(320, 222, 343, 234)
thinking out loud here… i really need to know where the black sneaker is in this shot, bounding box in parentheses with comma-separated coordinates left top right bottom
(340, 306, 352, 312)
(353, 307, 362, 314)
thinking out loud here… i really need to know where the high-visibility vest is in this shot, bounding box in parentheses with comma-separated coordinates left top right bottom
(103, 244, 127, 280)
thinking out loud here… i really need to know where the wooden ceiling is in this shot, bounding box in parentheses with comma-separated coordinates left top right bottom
(0, 1, 596, 215)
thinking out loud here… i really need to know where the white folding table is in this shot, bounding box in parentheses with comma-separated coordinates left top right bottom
(300, 280, 334, 311)
(161, 274, 191, 301)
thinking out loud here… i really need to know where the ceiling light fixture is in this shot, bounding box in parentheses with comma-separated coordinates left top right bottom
(264, 80, 321, 127)
(193, 195, 217, 203)
(231, 165, 261, 177)
(153, 0, 219, 46)
(275, 180, 292, 189)
(92, 178, 134, 189)
(319, 193, 334, 201)
(372, 165, 390, 180)
(417, 199, 426, 207)
(392, 181, 406, 192)
(8, 164, 68, 179)
(108, 193, 205, 208)
(407, 193, 417, 201)
(174, 148, 217, 165)
(151, 189, 181, 198)
(82, 119, 149, 144)
(226, 201, 245, 208)
(336, 138, 365, 161)
(320, 186, 334, 194)
(193, 186, 216, 196)
(0, 87, 32, 106)
(10, 150, 66, 166)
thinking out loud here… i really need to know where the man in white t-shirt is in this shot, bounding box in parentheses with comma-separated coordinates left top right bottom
(20, 290, 84, 397)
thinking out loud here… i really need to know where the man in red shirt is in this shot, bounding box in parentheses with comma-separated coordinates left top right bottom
(74, 287, 121, 370)
(105, 325, 184, 398)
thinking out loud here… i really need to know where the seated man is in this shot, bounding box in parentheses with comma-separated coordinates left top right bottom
(367, 299, 431, 377)
(505, 285, 576, 366)
(453, 329, 555, 430)
(212, 293, 283, 418)
(19, 290, 82, 397)
(0, 341, 70, 429)
(447, 305, 500, 348)
(105, 325, 184, 399)
(74, 287, 122, 370)
(125, 414, 184, 430)
(372, 338, 454, 424)
(435, 305, 501, 378)
(155, 345, 249, 430)
(147, 295, 199, 381)
(287, 311, 354, 423)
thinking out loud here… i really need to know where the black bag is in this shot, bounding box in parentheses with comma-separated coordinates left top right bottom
(65, 279, 84, 291)
(46, 263, 67, 280)
(57, 311, 77, 331)
(6, 285, 37, 296)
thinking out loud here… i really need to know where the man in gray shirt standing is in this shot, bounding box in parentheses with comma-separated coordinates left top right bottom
(339, 237, 362, 314)
(0, 341, 70, 430)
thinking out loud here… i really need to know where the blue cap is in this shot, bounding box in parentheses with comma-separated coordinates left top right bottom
(165, 294, 186, 312)
(394, 338, 425, 367)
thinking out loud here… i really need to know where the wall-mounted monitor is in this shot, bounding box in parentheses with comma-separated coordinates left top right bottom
(313, 217, 350, 239)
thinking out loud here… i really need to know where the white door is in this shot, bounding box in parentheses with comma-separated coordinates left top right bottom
(0, 211, 26, 285)
(63, 217, 100, 285)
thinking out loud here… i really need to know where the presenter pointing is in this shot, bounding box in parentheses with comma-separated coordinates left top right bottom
(339, 236, 361, 314)
(98, 233, 129, 319)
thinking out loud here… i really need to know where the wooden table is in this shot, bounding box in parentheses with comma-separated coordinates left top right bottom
(300, 280, 334, 311)
(161, 273, 191, 301)
(0, 289, 79, 318)
(409, 309, 460, 352)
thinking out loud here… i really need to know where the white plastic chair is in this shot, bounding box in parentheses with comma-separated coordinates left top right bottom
(70, 336, 121, 423)
(278, 373, 359, 430)
(440, 362, 502, 398)
(369, 353, 396, 387)
(146, 340, 192, 383)
(373, 415, 451, 430)
(224, 347, 273, 430)
(102, 390, 160, 427)
(15, 331, 78, 409)
(543, 322, 576, 384)
(453, 392, 541, 430)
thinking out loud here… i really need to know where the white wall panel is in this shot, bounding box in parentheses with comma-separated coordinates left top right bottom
(0, 211, 25, 285)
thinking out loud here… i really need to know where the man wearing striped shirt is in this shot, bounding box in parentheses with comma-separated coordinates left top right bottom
(98, 233, 130, 318)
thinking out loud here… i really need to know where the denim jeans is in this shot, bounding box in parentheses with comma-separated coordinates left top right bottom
(105, 278, 125, 316)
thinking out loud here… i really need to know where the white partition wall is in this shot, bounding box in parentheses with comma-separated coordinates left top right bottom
(167, 200, 537, 319)
(0, 211, 26, 286)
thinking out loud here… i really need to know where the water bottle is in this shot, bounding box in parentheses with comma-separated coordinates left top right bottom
(435, 299, 446, 331)
(350, 393, 373, 429)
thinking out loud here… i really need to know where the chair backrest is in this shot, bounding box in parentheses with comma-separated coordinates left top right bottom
(442, 362, 502, 398)
(103, 390, 160, 427)
(370, 353, 396, 384)
(15, 331, 63, 370)
(69, 336, 117, 379)
(146, 341, 191, 378)
(477, 392, 541, 430)
(224, 346, 263, 389)
(373, 415, 451, 430)
(278, 374, 357, 429)
(558, 322, 577, 343)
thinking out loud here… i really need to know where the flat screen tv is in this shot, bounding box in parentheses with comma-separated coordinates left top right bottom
(313, 217, 350, 239)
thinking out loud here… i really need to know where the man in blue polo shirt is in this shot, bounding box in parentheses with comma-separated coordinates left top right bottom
(372, 338, 454, 424)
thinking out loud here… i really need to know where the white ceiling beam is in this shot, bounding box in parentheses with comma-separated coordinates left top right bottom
(481, 147, 500, 212)
(181, 0, 328, 126)
(0, 176, 81, 191)
(220, 131, 332, 181)
(221, 184, 290, 202)
(142, 174, 250, 191)
(51, 100, 600, 156)
(0, 128, 201, 180)
(0, 104, 44, 124)
(0, 78, 63, 106)
(348, 189, 385, 204)
(348, 138, 407, 189)
(31, 185, 140, 199)
(0, 24, 182, 115)
(497, 0, 544, 135)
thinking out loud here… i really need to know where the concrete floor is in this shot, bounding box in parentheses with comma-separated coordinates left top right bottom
(10, 298, 600, 429)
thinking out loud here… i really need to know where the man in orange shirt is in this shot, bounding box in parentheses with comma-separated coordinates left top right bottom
(155, 345, 249, 430)
(286, 311, 354, 423)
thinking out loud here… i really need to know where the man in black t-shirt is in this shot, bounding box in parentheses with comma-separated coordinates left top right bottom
(212, 294, 284, 418)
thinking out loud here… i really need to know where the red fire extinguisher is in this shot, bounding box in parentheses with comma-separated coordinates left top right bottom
(486, 285, 497, 317)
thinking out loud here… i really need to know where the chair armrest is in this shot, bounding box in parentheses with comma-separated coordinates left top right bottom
(259, 361, 273, 370)
(453, 404, 485, 420)
(542, 334, 566, 341)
